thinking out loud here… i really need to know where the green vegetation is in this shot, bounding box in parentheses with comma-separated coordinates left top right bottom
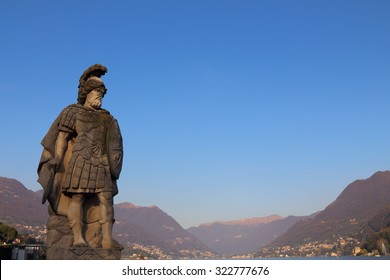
(360, 227, 390, 255)
(0, 223, 18, 244)
(0, 223, 41, 245)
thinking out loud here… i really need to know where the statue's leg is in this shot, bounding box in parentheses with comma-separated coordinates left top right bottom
(68, 193, 87, 246)
(97, 191, 114, 249)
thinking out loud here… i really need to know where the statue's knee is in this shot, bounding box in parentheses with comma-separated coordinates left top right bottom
(98, 192, 113, 204)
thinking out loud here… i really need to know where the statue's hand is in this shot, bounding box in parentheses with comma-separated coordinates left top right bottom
(48, 158, 61, 171)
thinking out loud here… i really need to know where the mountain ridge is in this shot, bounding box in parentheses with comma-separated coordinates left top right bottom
(196, 215, 283, 227)
(188, 214, 309, 255)
(268, 170, 390, 247)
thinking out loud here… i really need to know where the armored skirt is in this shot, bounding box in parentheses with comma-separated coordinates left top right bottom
(59, 105, 117, 195)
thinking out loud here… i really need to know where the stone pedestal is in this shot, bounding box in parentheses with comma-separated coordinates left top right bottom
(47, 247, 122, 260)
(45, 202, 124, 260)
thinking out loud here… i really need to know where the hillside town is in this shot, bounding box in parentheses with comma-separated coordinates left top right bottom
(252, 235, 388, 258)
(10, 223, 46, 244)
(122, 243, 217, 260)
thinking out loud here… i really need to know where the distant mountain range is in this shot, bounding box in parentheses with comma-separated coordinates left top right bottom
(113, 202, 210, 252)
(188, 215, 311, 255)
(1, 171, 390, 258)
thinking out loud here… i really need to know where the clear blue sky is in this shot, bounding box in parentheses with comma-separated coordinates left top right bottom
(1, 0, 389, 228)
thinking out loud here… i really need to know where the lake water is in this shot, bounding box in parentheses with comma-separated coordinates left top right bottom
(256, 256, 390, 260)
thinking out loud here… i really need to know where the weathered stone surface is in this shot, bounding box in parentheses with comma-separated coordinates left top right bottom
(38, 64, 124, 259)
(46, 211, 73, 248)
(47, 247, 122, 260)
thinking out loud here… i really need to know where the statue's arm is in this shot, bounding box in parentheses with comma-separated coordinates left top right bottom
(50, 131, 71, 170)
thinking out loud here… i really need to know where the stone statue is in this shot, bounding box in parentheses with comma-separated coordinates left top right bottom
(38, 64, 123, 259)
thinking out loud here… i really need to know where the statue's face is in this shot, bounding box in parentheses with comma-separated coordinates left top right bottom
(85, 89, 104, 109)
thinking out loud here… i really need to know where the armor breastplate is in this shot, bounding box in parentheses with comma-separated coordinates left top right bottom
(73, 108, 112, 165)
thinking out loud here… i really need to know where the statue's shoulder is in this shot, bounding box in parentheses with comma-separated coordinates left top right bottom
(60, 105, 114, 121)
(60, 104, 81, 116)
(100, 108, 111, 115)
(58, 104, 82, 131)
(98, 108, 115, 120)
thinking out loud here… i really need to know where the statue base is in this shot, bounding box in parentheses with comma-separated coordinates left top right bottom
(47, 247, 122, 260)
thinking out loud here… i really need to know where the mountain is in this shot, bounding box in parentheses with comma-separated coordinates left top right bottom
(188, 215, 310, 255)
(269, 171, 390, 247)
(0, 177, 212, 258)
(366, 205, 390, 232)
(113, 202, 211, 252)
(0, 177, 48, 227)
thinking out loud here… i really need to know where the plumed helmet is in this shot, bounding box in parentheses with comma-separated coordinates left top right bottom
(77, 64, 108, 104)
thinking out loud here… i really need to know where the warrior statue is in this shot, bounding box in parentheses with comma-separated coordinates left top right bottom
(38, 64, 123, 250)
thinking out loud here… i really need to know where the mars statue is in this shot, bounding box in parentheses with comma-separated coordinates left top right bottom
(38, 64, 123, 259)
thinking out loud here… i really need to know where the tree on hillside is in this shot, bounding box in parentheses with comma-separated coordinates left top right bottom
(0, 223, 18, 244)
(361, 226, 390, 255)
